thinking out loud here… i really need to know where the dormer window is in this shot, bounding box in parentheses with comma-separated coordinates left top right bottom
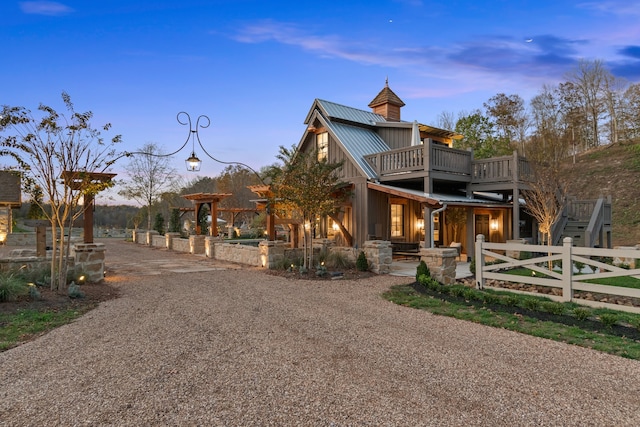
(316, 132, 328, 161)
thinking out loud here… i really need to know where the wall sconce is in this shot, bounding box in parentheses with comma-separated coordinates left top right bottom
(490, 218, 499, 231)
(332, 221, 340, 232)
(416, 219, 424, 231)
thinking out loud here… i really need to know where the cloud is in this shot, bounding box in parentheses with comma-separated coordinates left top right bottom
(19, 1, 73, 16)
(232, 21, 616, 92)
(578, 1, 640, 17)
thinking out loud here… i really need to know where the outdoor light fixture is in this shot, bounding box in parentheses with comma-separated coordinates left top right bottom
(185, 152, 202, 172)
(178, 112, 209, 172)
(490, 218, 499, 231)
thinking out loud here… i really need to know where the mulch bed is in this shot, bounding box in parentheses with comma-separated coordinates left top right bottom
(0, 282, 119, 315)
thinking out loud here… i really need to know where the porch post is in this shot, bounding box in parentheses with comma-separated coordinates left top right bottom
(423, 206, 431, 248)
(512, 150, 520, 240)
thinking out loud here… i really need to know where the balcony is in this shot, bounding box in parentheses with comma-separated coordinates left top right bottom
(364, 140, 533, 189)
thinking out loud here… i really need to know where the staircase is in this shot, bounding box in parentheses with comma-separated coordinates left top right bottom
(553, 196, 612, 248)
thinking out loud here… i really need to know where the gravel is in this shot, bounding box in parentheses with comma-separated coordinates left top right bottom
(1, 239, 640, 426)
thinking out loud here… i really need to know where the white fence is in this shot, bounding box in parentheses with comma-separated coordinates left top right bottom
(475, 235, 640, 314)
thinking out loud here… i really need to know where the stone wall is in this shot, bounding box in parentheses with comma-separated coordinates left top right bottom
(172, 238, 190, 253)
(613, 245, 640, 268)
(213, 242, 261, 266)
(151, 235, 165, 248)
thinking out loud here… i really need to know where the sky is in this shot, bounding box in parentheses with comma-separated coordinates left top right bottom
(2, 0, 640, 203)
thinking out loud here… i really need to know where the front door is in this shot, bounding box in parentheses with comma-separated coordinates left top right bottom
(475, 214, 490, 240)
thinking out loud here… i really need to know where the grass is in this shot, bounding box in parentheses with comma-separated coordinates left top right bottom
(503, 266, 640, 289)
(383, 282, 640, 360)
(0, 306, 95, 351)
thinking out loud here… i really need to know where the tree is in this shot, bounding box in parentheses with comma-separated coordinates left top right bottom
(565, 59, 610, 148)
(484, 93, 528, 153)
(118, 143, 178, 231)
(522, 165, 567, 263)
(454, 110, 512, 159)
(153, 212, 165, 235)
(169, 208, 181, 233)
(0, 92, 121, 291)
(267, 145, 347, 269)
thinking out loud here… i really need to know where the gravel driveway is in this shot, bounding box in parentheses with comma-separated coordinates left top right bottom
(1, 239, 639, 426)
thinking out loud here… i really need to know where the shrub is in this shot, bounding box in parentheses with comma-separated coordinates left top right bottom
(573, 261, 585, 273)
(28, 283, 42, 300)
(326, 251, 355, 270)
(356, 251, 369, 271)
(416, 260, 430, 281)
(462, 288, 479, 301)
(481, 292, 500, 305)
(599, 313, 618, 329)
(68, 281, 85, 299)
(315, 263, 328, 277)
(573, 307, 591, 321)
(522, 297, 541, 311)
(450, 286, 466, 298)
(0, 272, 29, 302)
(542, 301, 565, 315)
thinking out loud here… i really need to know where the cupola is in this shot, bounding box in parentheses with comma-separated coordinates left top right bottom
(368, 78, 405, 122)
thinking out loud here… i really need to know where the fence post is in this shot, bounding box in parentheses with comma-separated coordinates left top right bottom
(562, 237, 573, 302)
(475, 234, 485, 289)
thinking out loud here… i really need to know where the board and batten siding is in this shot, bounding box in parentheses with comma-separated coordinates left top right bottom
(376, 127, 412, 150)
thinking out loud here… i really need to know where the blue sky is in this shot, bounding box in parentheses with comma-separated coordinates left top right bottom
(2, 0, 639, 196)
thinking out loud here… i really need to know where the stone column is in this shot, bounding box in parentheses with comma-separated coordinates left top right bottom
(189, 235, 206, 254)
(73, 243, 106, 283)
(165, 232, 180, 250)
(419, 247, 457, 285)
(259, 240, 285, 269)
(363, 240, 392, 274)
(146, 230, 159, 246)
(204, 236, 223, 258)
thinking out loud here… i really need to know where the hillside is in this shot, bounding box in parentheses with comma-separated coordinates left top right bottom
(559, 140, 640, 246)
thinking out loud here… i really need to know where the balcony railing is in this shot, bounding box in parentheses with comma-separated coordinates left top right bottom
(364, 141, 532, 183)
(364, 143, 472, 177)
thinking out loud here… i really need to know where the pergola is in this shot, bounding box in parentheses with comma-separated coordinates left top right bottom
(62, 171, 117, 244)
(182, 192, 232, 236)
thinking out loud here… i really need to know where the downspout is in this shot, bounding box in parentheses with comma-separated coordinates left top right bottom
(430, 204, 447, 248)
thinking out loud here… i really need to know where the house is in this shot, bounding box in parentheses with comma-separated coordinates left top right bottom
(0, 171, 21, 244)
(291, 82, 612, 261)
(291, 82, 540, 261)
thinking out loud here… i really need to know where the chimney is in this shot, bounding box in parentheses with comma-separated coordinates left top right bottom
(368, 78, 405, 122)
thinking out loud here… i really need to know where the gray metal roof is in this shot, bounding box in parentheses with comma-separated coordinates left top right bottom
(369, 182, 511, 207)
(325, 121, 390, 180)
(315, 99, 386, 126)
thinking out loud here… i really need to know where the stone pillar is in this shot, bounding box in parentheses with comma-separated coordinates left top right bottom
(205, 236, 223, 258)
(363, 240, 392, 274)
(419, 247, 457, 285)
(165, 232, 180, 250)
(259, 240, 285, 269)
(189, 235, 206, 254)
(132, 229, 143, 244)
(146, 230, 159, 246)
(73, 243, 106, 283)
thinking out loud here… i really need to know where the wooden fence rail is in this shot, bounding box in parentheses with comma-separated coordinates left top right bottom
(475, 235, 640, 313)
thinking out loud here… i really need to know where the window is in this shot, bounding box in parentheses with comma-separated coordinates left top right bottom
(316, 132, 328, 161)
(391, 204, 404, 237)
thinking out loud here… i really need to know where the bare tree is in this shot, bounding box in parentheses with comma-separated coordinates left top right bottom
(118, 143, 179, 231)
(484, 93, 528, 153)
(436, 111, 457, 131)
(523, 165, 567, 267)
(0, 92, 121, 291)
(565, 59, 611, 148)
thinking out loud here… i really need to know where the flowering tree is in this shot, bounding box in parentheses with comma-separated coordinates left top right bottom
(0, 93, 121, 291)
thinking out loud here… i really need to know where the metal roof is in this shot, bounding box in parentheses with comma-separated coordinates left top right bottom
(325, 121, 390, 180)
(314, 99, 386, 126)
(368, 182, 511, 207)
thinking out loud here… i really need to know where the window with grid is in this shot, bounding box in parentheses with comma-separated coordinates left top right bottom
(316, 132, 328, 161)
(391, 204, 404, 237)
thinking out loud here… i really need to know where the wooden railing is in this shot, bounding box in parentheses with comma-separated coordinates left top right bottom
(365, 142, 532, 183)
(475, 235, 640, 314)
